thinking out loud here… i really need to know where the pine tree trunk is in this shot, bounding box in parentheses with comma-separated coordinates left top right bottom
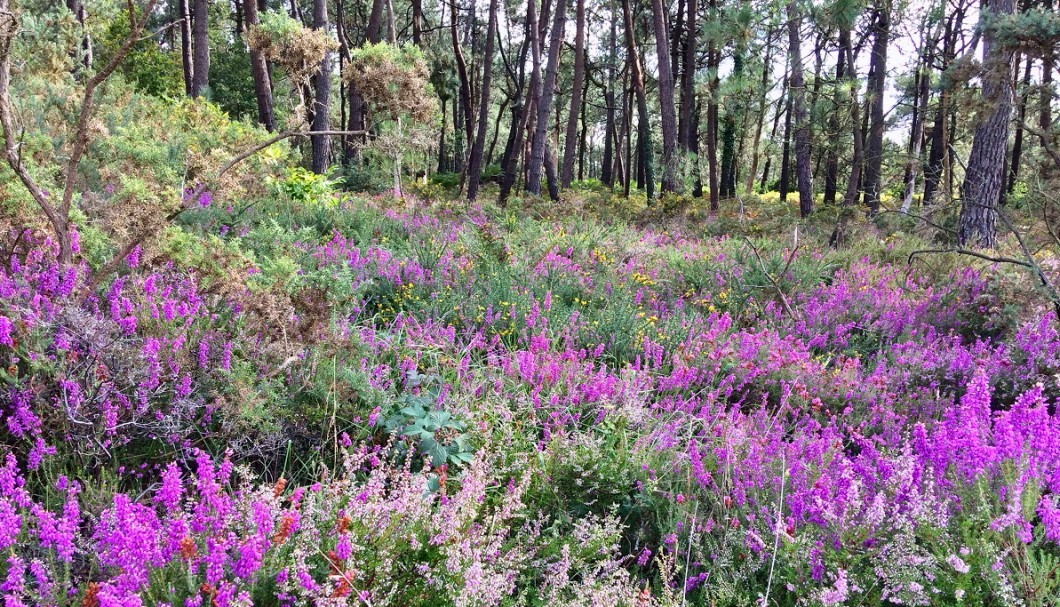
(527, 0, 568, 197)
(706, 45, 719, 210)
(451, 0, 475, 185)
(862, 6, 889, 214)
(310, 0, 331, 174)
(179, 0, 193, 95)
(1007, 55, 1032, 194)
(902, 53, 930, 212)
(957, 0, 1016, 248)
(602, 0, 618, 187)
(500, 0, 539, 204)
(678, 0, 697, 155)
(623, 0, 653, 200)
(823, 32, 845, 206)
(191, 0, 210, 97)
(787, 0, 813, 217)
(244, 0, 275, 132)
(560, 0, 586, 188)
(652, 0, 680, 193)
(466, 0, 499, 201)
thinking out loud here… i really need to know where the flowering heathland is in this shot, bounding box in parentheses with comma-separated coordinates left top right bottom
(2, 191, 1060, 606)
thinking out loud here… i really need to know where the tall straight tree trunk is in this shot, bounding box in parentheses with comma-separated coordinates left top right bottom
(412, 0, 424, 45)
(958, 0, 1016, 248)
(310, 0, 331, 174)
(1007, 55, 1033, 194)
(451, 0, 475, 183)
(823, 32, 846, 206)
(244, 0, 275, 131)
(719, 50, 742, 198)
(862, 5, 889, 214)
(706, 46, 720, 210)
(651, 0, 680, 192)
(923, 9, 964, 205)
(779, 92, 793, 201)
(786, 0, 813, 217)
(902, 52, 930, 212)
(501, 0, 540, 204)
(601, 0, 618, 187)
(467, 0, 499, 201)
(561, 0, 586, 188)
(678, 0, 697, 155)
(438, 98, 449, 172)
(841, 28, 864, 210)
(1042, 0, 1054, 133)
(179, 0, 193, 95)
(623, 0, 654, 200)
(830, 26, 866, 246)
(191, 0, 209, 97)
(527, 0, 568, 198)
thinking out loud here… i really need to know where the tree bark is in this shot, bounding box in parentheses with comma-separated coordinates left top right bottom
(191, 0, 210, 97)
(901, 52, 930, 212)
(451, 0, 475, 183)
(179, 0, 193, 95)
(561, 0, 586, 188)
(244, 0, 275, 132)
(957, 0, 1016, 248)
(623, 0, 654, 200)
(500, 0, 538, 204)
(527, 0, 568, 197)
(786, 0, 813, 217)
(862, 5, 889, 214)
(602, 0, 618, 187)
(467, 0, 499, 200)
(311, 0, 331, 174)
(652, 0, 680, 192)
(1007, 55, 1032, 194)
(678, 0, 697, 155)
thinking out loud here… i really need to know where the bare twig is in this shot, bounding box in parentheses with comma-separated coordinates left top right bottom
(743, 237, 802, 322)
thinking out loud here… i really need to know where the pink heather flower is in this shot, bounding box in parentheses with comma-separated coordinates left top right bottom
(126, 245, 141, 268)
(335, 532, 353, 561)
(368, 406, 382, 427)
(1039, 497, 1060, 543)
(819, 568, 849, 606)
(636, 548, 652, 567)
(947, 554, 970, 574)
(155, 462, 184, 513)
(0, 315, 13, 347)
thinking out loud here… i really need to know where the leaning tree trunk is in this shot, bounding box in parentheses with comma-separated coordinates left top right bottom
(957, 0, 1016, 248)
(786, 0, 813, 217)
(560, 0, 586, 188)
(190, 0, 209, 97)
(244, 0, 275, 131)
(526, 0, 568, 198)
(466, 0, 499, 200)
(651, 0, 680, 193)
(310, 0, 331, 174)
